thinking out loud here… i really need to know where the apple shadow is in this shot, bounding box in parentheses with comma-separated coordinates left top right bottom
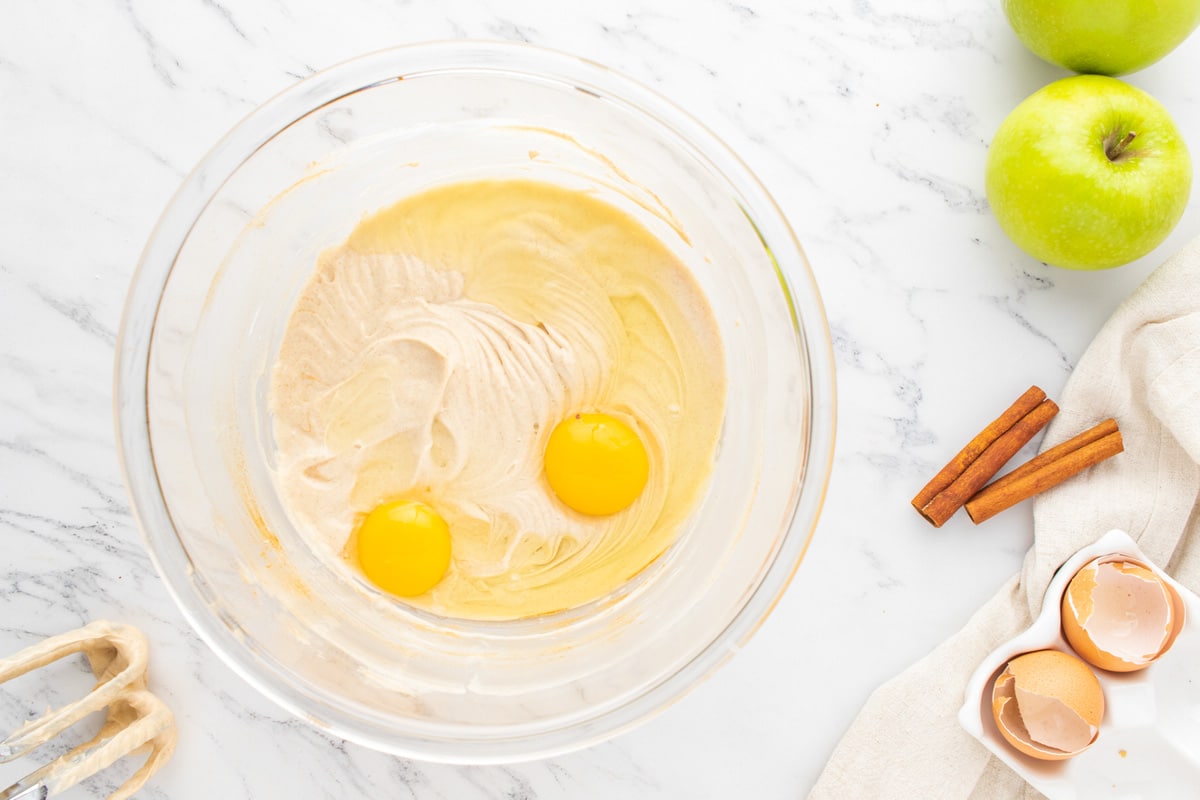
(1000, 36, 1071, 99)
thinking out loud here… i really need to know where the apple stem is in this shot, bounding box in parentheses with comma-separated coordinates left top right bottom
(1106, 131, 1138, 161)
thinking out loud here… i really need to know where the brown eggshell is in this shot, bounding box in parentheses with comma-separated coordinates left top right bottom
(991, 649, 1104, 760)
(1061, 556, 1183, 672)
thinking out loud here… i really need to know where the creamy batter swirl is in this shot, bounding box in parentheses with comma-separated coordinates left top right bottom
(271, 179, 725, 619)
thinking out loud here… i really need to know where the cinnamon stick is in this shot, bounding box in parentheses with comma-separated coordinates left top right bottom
(913, 386, 1057, 527)
(965, 419, 1123, 524)
(912, 386, 1047, 511)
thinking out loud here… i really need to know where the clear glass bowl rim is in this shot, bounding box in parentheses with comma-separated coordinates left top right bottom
(113, 39, 838, 763)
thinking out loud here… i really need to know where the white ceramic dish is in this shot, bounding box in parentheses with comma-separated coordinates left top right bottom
(959, 529, 1200, 800)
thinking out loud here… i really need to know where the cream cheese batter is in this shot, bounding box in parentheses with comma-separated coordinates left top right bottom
(270, 179, 725, 619)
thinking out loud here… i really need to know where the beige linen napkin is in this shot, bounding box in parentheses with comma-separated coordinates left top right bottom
(808, 235, 1200, 800)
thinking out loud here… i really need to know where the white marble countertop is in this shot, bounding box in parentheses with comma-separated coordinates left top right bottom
(3, 1, 1199, 798)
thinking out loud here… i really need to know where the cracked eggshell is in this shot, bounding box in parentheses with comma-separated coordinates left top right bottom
(1061, 555, 1185, 673)
(991, 649, 1104, 761)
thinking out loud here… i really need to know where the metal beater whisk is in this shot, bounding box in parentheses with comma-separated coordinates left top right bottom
(0, 621, 176, 800)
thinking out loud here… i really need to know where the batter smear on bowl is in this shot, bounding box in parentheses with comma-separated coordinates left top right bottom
(270, 179, 726, 620)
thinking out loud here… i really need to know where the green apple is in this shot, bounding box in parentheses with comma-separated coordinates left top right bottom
(1003, 0, 1200, 76)
(986, 75, 1192, 270)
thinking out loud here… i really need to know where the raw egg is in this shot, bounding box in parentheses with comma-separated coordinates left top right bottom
(544, 412, 649, 516)
(1061, 555, 1184, 672)
(354, 500, 451, 597)
(991, 649, 1104, 761)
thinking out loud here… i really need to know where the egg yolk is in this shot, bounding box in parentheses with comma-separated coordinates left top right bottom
(544, 413, 650, 516)
(355, 500, 451, 597)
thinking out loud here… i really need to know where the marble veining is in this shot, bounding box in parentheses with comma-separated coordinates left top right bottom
(2, 0, 1199, 797)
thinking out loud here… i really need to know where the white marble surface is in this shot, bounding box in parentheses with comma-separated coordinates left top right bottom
(2, 1, 1199, 797)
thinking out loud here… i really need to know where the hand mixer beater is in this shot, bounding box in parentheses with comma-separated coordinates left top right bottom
(0, 621, 176, 799)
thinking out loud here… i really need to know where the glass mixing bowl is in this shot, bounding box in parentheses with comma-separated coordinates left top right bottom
(115, 41, 836, 763)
